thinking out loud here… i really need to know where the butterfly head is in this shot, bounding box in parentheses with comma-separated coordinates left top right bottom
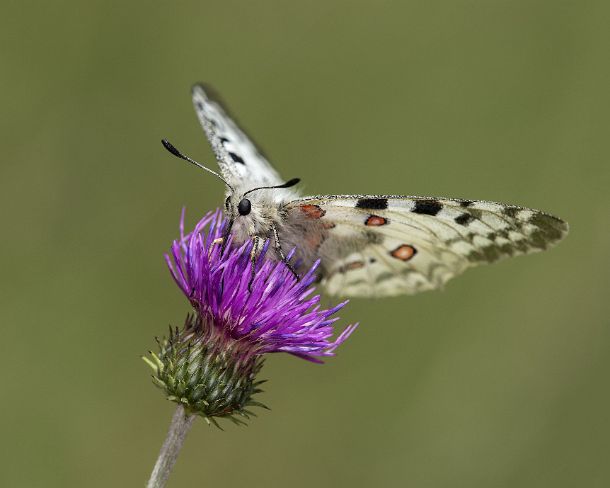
(225, 194, 253, 218)
(224, 178, 301, 233)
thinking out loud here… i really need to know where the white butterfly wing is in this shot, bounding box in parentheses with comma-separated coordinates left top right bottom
(191, 83, 284, 188)
(285, 196, 568, 297)
(187, 85, 568, 298)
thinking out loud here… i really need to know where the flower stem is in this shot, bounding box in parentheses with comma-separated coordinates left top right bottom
(147, 405, 196, 488)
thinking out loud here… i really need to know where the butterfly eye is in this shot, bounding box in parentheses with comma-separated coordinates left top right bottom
(238, 198, 252, 216)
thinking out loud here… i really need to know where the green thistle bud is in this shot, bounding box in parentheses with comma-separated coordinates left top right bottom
(143, 315, 267, 428)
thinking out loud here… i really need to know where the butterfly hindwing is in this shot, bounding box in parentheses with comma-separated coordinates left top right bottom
(285, 195, 568, 297)
(191, 83, 283, 188)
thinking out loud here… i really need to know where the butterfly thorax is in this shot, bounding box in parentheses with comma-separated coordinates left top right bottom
(225, 188, 294, 245)
(225, 187, 330, 275)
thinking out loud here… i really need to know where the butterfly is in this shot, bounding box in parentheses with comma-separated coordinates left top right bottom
(162, 83, 568, 298)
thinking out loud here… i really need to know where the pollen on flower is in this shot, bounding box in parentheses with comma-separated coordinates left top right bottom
(144, 208, 357, 425)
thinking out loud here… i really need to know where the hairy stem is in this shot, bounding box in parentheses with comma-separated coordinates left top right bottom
(147, 405, 196, 488)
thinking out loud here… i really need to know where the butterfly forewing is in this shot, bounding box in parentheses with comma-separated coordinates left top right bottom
(284, 196, 568, 297)
(191, 84, 284, 188)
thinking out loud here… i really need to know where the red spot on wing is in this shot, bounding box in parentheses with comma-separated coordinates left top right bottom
(365, 215, 387, 226)
(300, 204, 326, 219)
(390, 244, 417, 261)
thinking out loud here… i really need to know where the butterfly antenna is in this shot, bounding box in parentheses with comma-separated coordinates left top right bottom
(161, 139, 234, 192)
(243, 178, 301, 197)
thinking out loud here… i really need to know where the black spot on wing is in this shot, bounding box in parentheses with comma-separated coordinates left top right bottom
(356, 198, 388, 210)
(193, 83, 273, 161)
(460, 200, 473, 208)
(529, 213, 567, 242)
(219, 137, 229, 144)
(483, 245, 502, 262)
(413, 200, 442, 216)
(228, 152, 245, 165)
(455, 213, 473, 226)
(467, 208, 483, 220)
(513, 240, 530, 253)
(503, 207, 520, 218)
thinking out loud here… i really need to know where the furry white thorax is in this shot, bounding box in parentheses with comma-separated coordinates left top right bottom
(225, 185, 300, 245)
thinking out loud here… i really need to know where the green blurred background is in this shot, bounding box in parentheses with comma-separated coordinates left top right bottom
(2, 1, 609, 486)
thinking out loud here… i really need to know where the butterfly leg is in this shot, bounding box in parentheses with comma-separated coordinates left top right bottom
(248, 235, 261, 291)
(272, 224, 299, 280)
(208, 238, 224, 257)
(220, 218, 233, 254)
(207, 218, 235, 256)
(206, 222, 231, 258)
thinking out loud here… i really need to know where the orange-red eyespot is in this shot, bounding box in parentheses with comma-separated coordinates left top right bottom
(390, 244, 417, 261)
(365, 215, 388, 226)
(300, 204, 326, 219)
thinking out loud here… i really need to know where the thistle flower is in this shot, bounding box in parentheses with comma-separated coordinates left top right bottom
(145, 209, 357, 426)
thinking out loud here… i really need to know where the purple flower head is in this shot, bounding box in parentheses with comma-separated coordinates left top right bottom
(166, 208, 357, 362)
(144, 208, 356, 424)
